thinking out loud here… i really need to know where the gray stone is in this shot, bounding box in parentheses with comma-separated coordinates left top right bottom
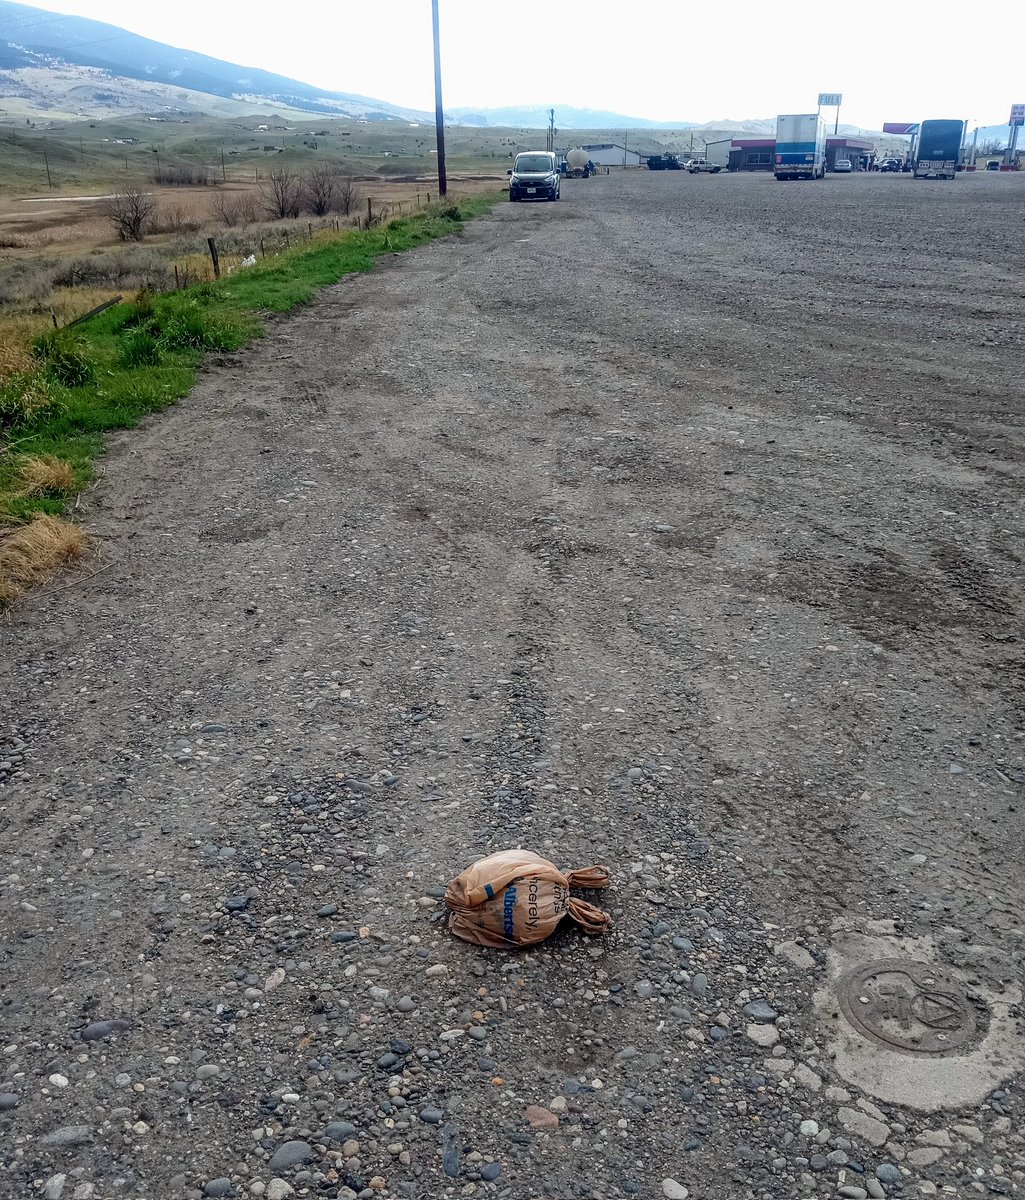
(268, 1140, 315, 1172)
(634, 981, 655, 999)
(39, 1126, 93, 1148)
(203, 1181, 235, 1198)
(442, 1133, 461, 1178)
(266, 1182, 293, 1200)
(690, 974, 708, 996)
(661, 1181, 689, 1200)
(742, 1000, 778, 1022)
(0, 1093, 19, 1112)
(323, 1121, 356, 1142)
(875, 1164, 901, 1184)
(775, 940, 815, 970)
(838, 1107, 889, 1147)
(908, 1147, 944, 1168)
(419, 1108, 445, 1124)
(866, 1183, 885, 1200)
(43, 1176, 67, 1200)
(672, 938, 694, 952)
(916, 1129, 952, 1148)
(196, 1064, 220, 1080)
(480, 1163, 502, 1181)
(838, 1189, 868, 1200)
(80, 1019, 130, 1042)
(746, 1023, 778, 1048)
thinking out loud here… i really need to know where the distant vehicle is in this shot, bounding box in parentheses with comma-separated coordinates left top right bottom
(986, 160, 1001, 171)
(834, 158, 853, 172)
(508, 151, 561, 201)
(647, 153, 682, 171)
(685, 158, 722, 173)
(774, 114, 826, 180)
(914, 119, 965, 179)
(564, 147, 593, 178)
(877, 158, 903, 172)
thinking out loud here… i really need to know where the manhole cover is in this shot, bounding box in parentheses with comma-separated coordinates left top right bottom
(838, 959, 982, 1057)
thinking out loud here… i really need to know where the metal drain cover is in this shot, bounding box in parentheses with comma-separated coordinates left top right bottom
(838, 959, 981, 1057)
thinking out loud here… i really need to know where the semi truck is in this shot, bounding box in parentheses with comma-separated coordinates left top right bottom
(914, 120, 965, 179)
(774, 114, 826, 180)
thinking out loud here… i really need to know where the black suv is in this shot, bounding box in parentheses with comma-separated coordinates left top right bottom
(508, 152, 561, 201)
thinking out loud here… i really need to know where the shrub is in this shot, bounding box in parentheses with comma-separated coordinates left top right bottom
(31, 331, 96, 388)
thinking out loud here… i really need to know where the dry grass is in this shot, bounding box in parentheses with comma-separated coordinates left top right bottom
(0, 514, 89, 604)
(0, 334, 35, 380)
(16, 454, 76, 496)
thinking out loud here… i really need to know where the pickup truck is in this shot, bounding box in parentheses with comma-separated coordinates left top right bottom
(685, 158, 722, 174)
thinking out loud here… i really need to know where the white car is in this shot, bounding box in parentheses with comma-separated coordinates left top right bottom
(833, 158, 853, 173)
(685, 158, 722, 174)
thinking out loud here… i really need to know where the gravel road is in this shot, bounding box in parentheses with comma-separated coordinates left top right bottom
(2, 171, 1023, 1200)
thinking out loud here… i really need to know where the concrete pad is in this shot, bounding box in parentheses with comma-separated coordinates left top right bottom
(814, 930, 1025, 1112)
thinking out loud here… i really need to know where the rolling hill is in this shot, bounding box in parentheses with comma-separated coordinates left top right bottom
(0, 0, 427, 120)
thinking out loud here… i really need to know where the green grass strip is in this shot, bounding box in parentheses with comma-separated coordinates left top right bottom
(0, 194, 501, 522)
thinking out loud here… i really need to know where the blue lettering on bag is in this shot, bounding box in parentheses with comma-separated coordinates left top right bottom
(502, 884, 518, 940)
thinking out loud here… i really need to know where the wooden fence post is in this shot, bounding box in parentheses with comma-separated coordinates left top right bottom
(260, 238, 265, 258)
(207, 237, 221, 280)
(367, 197, 373, 226)
(174, 264, 180, 289)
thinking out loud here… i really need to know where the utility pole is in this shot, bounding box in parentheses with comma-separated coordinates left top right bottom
(623, 129, 628, 167)
(221, 148, 227, 182)
(43, 148, 52, 189)
(547, 108, 555, 153)
(431, 0, 448, 197)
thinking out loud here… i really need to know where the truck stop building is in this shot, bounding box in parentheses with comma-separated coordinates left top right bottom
(707, 135, 876, 172)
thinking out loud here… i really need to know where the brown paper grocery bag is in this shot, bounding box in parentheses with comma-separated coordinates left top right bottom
(445, 848, 611, 948)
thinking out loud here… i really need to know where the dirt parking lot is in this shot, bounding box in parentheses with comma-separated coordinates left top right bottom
(1, 169, 1023, 1200)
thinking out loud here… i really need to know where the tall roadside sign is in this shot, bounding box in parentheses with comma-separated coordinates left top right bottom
(818, 93, 842, 134)
(1007, 104, 1024, 167)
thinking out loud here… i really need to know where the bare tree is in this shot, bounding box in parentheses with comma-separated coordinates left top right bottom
(215, 192, 261, 228)
(302, 164, 341, 216)
(260, 168, 303, 220)
(103, 186, 158, 242)
(335, 174, 361, 216)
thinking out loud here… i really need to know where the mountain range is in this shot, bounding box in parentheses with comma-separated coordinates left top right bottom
(0, 0, 913, 140)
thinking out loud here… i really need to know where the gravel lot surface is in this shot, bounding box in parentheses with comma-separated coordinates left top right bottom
(1, 170, 1023, 1200)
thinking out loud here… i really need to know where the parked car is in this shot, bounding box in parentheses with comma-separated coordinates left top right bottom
(508, 151, 561, 202)
(877, 158, 903, 172)
(685, 158, 722, 174)
(986, 160, 1001, 171)
(833, 158, 853, 172)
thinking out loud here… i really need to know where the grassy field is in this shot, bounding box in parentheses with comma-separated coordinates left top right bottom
(0, 192, 500, 603)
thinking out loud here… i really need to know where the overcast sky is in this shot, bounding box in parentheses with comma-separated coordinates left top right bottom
(15, 0, 1021, 130)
